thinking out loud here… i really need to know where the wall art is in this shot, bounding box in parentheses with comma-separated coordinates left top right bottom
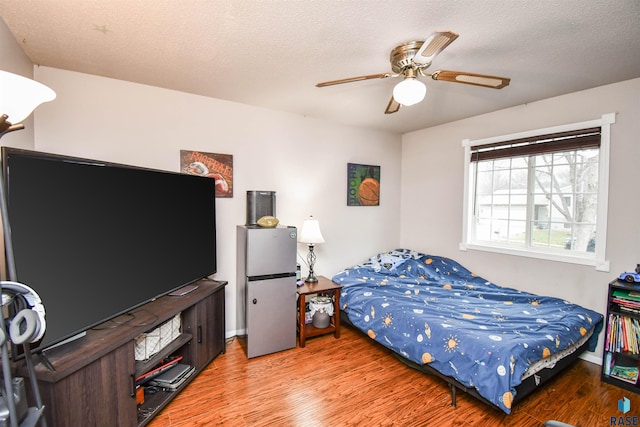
(180, 150, 233, 198)
(347, 163, 380, 206)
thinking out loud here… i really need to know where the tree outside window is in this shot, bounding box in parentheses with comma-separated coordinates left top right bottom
(473, 147, 598, 254)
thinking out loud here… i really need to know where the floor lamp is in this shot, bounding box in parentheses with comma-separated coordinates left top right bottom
(0, 70, 55, 427)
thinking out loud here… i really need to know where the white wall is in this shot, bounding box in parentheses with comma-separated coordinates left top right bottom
(32, 67, 402, 336)
(400, 78, 640, 362)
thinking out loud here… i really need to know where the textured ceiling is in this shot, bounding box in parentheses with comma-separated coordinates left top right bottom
(1, 0, 639, 134)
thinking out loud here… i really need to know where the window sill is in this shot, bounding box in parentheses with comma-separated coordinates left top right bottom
(459, 242, 610, 272)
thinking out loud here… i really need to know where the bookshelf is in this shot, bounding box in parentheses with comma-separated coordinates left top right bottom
(602, 279, 640, 392)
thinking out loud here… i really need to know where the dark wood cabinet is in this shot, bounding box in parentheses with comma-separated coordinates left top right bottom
(183, 289, 226, 370)
(15, 279, 226, 427)
(39, 342, 138, 426)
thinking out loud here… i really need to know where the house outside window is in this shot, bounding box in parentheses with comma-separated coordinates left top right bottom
(461, 114, 615, 271)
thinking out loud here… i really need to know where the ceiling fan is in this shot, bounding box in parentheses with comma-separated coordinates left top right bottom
(316, 31, 511, 114)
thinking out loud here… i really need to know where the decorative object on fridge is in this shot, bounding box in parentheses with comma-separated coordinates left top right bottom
(246, 191, 276, 225)
(257, 216, 279, 228)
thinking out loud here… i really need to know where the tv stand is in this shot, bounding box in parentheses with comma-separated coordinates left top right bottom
(14, 278, 226, 427)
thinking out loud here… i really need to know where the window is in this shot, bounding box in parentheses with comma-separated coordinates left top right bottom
(461, 114, 615, 271)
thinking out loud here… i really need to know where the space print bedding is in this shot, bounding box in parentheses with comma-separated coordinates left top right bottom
(332, 249, 603, 414)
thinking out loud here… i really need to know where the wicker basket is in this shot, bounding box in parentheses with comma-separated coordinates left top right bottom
(134, 313, 181, 361)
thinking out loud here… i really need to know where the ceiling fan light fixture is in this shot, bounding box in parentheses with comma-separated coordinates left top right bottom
(315, 30, 511, 114)
(392, 77, 426, 106)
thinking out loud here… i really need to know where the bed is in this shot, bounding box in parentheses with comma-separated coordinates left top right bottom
(332, 249, 603, 414)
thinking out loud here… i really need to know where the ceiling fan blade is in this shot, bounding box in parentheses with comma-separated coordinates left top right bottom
(431, 70, 511, 89)
(384, 96, 401, 114)
(316, 73, 392, 87)
(413, 31, 459, 66)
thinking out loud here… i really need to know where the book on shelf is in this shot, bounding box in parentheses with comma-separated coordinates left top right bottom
(606, 313, 640, 354)
(613, 289, 640, 302)
(613, 298, 640, 310)
(610, 364, 639, 384)
(619, 305, 640, 315)
(604, 352, 613, 376)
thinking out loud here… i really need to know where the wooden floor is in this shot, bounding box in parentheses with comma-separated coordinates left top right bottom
(147, 325, 640, 426)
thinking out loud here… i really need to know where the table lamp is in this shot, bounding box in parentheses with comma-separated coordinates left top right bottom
(299, 215, 325, 283)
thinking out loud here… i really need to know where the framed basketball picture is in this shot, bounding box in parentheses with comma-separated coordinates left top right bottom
(180, 150, 233, 198)
(347, 163, 380, 206)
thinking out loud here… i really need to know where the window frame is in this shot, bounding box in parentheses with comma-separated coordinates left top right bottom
(460, 113, 615, 271)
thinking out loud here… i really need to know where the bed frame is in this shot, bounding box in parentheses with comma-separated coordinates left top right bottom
(341, 312, 591, 411)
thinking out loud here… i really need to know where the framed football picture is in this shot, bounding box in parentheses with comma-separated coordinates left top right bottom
(180, 150, 233, 198)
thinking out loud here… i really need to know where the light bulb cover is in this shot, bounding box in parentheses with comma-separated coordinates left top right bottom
(0, 70, 56, 125)
(392, 78, 426, 106)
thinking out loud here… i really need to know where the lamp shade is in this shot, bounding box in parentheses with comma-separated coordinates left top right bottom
(0, 70, 56, 124)
(299, 216, 325, 244)
(392, 77, 426, 106)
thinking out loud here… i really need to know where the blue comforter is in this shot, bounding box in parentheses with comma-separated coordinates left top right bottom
(332, 249, 603, 414)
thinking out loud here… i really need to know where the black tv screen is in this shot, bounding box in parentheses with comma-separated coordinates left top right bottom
(2, 147, 217, 353)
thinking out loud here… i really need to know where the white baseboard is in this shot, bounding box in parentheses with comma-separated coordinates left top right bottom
(226, 329, 245, 339)
(579, 351, 602, 366)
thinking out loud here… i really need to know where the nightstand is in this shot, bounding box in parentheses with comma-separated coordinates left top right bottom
(297, 275, 341, 347)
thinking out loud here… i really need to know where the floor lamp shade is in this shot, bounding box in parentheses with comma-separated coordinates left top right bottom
(0, 70, 56, 125)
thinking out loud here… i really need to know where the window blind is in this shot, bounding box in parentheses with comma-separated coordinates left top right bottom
(470, 127, 601, 162)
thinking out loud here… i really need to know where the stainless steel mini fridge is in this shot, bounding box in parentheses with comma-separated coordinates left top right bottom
(236, 225, 298, 358)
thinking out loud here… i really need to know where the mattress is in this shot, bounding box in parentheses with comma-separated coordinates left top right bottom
(332, 249, 603, 414)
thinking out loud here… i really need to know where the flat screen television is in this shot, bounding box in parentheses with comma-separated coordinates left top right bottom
(1, 147, 217, 355)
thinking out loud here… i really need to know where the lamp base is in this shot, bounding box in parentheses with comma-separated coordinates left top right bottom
(305, 244, 318, 283)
